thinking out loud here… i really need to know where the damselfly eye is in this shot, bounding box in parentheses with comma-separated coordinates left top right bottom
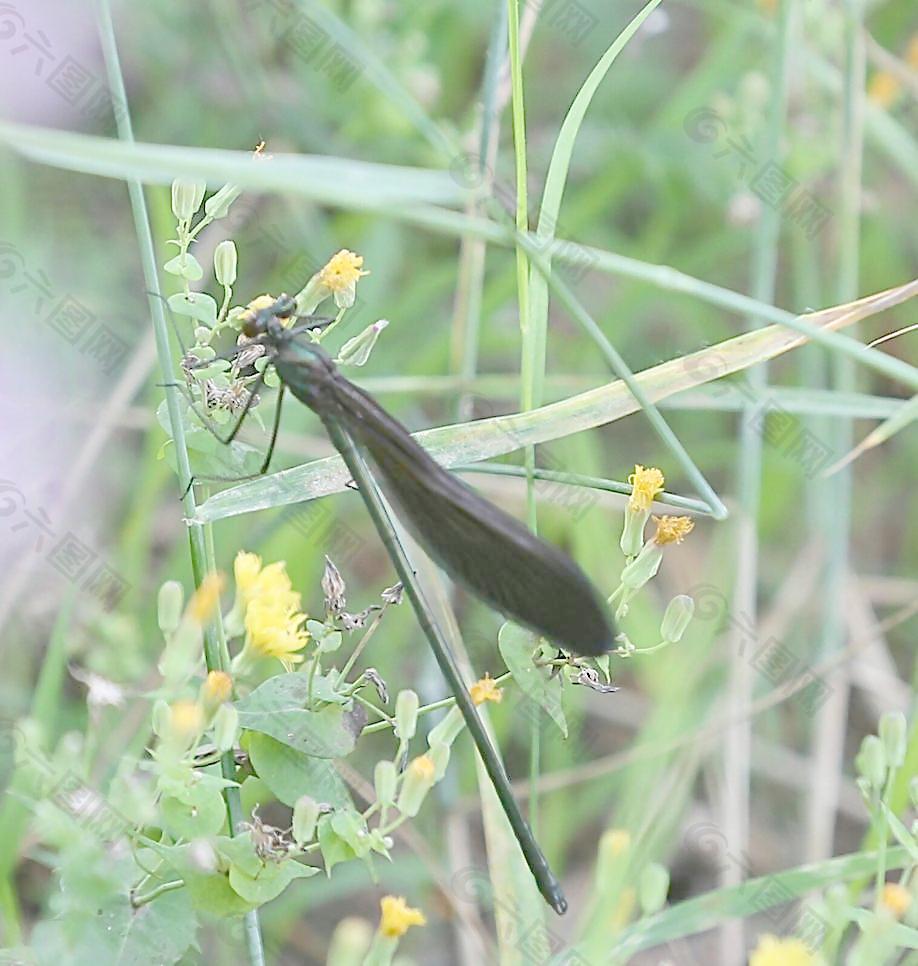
(274, 293, 297, 318)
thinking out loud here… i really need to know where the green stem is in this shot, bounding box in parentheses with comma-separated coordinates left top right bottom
(339, 609, 386, 681)
(362, 670, 519, 733)
(507, 0, 544, 834)
(321, 415, 567, 914)
(93, 4, 264, 962)
(131, 879, 185, 908)
(873, 768, 896, 910)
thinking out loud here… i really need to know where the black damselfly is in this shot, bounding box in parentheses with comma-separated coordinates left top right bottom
(186, 293, 616, 912)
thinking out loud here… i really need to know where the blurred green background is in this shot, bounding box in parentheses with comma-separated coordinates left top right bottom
(0, 0, 915, 962)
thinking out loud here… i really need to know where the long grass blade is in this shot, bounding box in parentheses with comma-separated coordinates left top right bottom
(194, 280, 918, 523)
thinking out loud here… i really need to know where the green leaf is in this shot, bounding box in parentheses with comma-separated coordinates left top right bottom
(30, 889, 197, 965)
(183, 870, 257, 917)
(160, 783, 227, 839)
(228, 859, 317, 905)
(0, 119, 468, 208)
(880, 801, 918, 862)
(609, 846, 910, 957)
(167, 291, 218, 326)
(247, 732, 353, 807)
(317, 813, 358, 875)
(498, 622, 567, 737)
(329, 808, 372, 858)
(845, 906, 918, 947)
(235, 674, 365, 757)
(163, 252, 204, 280)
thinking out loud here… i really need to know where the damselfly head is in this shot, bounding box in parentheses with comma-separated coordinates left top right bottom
(240, 293, 297, 338)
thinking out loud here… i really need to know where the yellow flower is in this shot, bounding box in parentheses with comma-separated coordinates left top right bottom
(868, 71, 901, 109)
(652, 515, 694, 546)
(234, 550, 264, 599)
(187, 572, 225, 623)
(245, 597, 309, 664)
(408, 754, 436, 782)
(628, 465, 665, 512)
(604, 828, 631, 857)
(470, 674, 503, 706)
(749, 935, 816, 966)
(201, 670, 233, 706)
(317, 249, 368, 308)
(908, 33, 918, 69)
(167, 700, 205, 744)
(232, 552, 310, 668)
(379, 895, 426, 938)
(881, 882, 912, 918)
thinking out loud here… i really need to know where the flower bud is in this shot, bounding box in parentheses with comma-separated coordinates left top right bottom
(326, 917, 373, 966)
(620, 542, 663, 591)
(171, 179, 206, 220)
(660, 595, 694, 643)
(151, 698, 171, 737)
(204, 184, 242, 220)
(336, 320, 389, 367)
(595, 828, 631, 892)
(855, 734, 887, 790)
(879, 711, 906, 768)
(214, 240, 237, 287)
(620, 507, 650, 558)
(199, 670, 233, 717)
(374, 760, 397, 806)
(397, 755, 436, 817)
(187, 572, 225, 624)
(212, 703, 238, 753)
(293, 795, 321, 844)
(427, 706, 464, 748)
(639, 862, 670, 915)
(164, 700, 205, 751)
(394, 690, 419, 742)
(428, 741, 451, 781)
(157, 580, 184, 635)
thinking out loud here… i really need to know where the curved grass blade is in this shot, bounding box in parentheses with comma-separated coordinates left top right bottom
(194, 279, 918, 524)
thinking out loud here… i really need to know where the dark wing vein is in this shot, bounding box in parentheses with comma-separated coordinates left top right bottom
(328, 374, 613, 655)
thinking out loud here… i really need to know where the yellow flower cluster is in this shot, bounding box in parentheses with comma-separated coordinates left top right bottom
(317, 249, 369, 308)
(628, 465, 665, 512)
(470, 674, 502, 706)
(881, 882, 912, 918)
(867, 34, 918, 109)
(234, 551, 309, 666)
(187, 572, 226, 623)
(379, 895, 426, 938)
(749, 935, 816, 966)
(652, 515, 695, 546)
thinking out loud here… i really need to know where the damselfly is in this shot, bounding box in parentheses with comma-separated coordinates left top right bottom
(185, 293, 616, 911)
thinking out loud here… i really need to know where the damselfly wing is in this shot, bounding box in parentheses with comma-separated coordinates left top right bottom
(271, 337, 614, 657)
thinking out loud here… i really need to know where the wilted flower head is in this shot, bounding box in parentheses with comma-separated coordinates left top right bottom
(652, 515, 694, 546)
(470, 674, 503, 706)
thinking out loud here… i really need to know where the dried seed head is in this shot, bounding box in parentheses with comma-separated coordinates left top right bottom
(322, 556, 347, 616)
(364, 668, 389, 705)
